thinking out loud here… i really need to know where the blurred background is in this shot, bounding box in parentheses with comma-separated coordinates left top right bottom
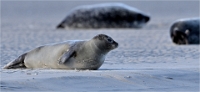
(1, 1, 199, 31)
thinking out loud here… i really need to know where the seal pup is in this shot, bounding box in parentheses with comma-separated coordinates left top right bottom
(3, 34, 118, 70)
(57, 3, 150, 29)
(170, 18, 199, 44)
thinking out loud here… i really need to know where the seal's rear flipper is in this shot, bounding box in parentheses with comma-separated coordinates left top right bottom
(3, 53, 27, 69)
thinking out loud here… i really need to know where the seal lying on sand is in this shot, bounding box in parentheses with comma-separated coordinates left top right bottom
(3, 34, 118, 70)
(170, 18, 199, 44)
(57, 3, 150, 29)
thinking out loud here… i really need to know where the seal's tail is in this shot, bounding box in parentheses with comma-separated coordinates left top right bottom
(3, 53, 27, 69)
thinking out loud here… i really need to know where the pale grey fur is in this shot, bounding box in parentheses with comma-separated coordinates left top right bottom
(3, 34, 118, 70)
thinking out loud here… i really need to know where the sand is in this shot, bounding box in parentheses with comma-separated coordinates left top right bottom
(1, 1, 199, 92)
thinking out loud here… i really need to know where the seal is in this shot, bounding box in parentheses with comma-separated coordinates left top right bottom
(170, 18, 199, 44)
(3, 34, 118, 70)
(57, 3, 150, 29)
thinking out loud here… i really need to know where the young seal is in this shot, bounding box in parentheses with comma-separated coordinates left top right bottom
(3, 34, 118, 70)
(57, 3, 150, 29)
(170, 18, 199, 44)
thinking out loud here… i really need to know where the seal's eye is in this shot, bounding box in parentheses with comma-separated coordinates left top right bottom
(107, 38, 113, 43)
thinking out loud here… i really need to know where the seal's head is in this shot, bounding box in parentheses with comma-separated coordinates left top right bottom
(171, 28, 189, 45)
(92, 34, 118, 53)
(170, 18, 200, 45)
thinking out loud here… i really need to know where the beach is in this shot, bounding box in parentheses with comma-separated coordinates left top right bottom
(1, 1, 199, 92)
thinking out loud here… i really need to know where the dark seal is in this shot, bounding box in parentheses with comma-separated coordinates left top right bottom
(57, 3, 150, 29)
(170, 18, 200, 45)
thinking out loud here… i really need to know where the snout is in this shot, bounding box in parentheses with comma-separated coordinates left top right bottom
(112, 41, 118, 48)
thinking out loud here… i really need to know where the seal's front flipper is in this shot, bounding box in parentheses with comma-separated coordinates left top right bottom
(59, 49, 77, 64)
(3, 53, 27, 69)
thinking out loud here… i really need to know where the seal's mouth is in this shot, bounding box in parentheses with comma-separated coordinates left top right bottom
(173, 38, 188, 45)
(110, 41, 118, 50)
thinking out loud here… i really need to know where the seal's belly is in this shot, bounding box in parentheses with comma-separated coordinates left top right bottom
(24, 44, 70, 69)
(65, 55, 106, 70)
